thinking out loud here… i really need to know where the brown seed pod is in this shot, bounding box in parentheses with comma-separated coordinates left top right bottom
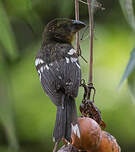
(71, 117, 102, 151)
(97, 131, 121, 152)
(88, 131, 121, 152)
(80, 101, 106, 129)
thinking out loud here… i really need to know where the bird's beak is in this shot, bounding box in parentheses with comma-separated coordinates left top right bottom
(71, 20, 86, 32)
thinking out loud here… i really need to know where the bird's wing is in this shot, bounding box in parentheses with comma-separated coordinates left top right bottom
(58, 57, 81, 97)
(35, 55, 81, 105)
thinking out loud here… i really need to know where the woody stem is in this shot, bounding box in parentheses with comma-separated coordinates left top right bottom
(87, 0, 94, 99)
(75, 0, 80, 55)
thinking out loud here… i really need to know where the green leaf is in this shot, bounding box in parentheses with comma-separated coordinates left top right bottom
(119, 48, 135, 87)
(0, 84, 19, 151)
(0, 1, 18, 60)
(119, 0, 135, 31)
(128, 70, 135, 103)
(5, 0, 32, 16)
(5, 0, 43, 38)
(0, 59, 19, 151)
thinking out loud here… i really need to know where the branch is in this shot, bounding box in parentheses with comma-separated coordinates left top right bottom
(75, 0, 80, 55)
(79, 0, 105, 10)
(87, 0, 94, 85)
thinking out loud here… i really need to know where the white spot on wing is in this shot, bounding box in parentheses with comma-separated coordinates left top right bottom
(68, 48, 76, 55)
(56, 68, 59, 71)
(45, 64, 49, 70)
(53, 137, 55, 142)
(40, 66, 43, 73)
(71, 124, 80, 138)
(38, 70, 41, 81)
(49, 63, 53, 66)
(76, 62, 80, 69)
(71, 57, 77, 63)
(58, 76, 62, 80)
(35, 59, 39, 66)
(40, 59, 44, 63)
(65, 57, 70, 63)
(35, 58, 44, 66)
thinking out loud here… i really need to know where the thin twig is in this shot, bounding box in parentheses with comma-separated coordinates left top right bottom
(75, 0, 80, 55)
(79, 0, 105, 10)
(87, 0, 94, 84)
(79, 0, 88, 5)
(75, 0, 88, 63)
(86, 0, 94, 100)
(78, 46, 88, 63)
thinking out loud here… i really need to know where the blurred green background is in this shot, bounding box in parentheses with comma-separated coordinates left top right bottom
(0, 0, 135, 151)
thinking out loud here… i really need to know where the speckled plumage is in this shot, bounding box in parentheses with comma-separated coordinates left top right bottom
(35, 18, 85, 142)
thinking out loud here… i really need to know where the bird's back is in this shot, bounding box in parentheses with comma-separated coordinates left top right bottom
(35, 42, 81, 105)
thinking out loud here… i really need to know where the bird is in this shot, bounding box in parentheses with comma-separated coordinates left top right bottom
(35, 18, 85, 149)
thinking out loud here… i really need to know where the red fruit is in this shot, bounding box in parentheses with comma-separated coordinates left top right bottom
(71, 117, 102, 151)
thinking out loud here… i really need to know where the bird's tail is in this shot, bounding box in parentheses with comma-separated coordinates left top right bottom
(53, 95, 79, 142)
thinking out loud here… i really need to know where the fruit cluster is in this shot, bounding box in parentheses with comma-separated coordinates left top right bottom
(71, 117, 121, 152)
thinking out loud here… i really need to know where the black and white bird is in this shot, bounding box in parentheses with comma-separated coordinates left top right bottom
(35, 18, 85, 144)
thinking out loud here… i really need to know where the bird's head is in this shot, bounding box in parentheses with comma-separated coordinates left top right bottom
(43, 18, 86, 44)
